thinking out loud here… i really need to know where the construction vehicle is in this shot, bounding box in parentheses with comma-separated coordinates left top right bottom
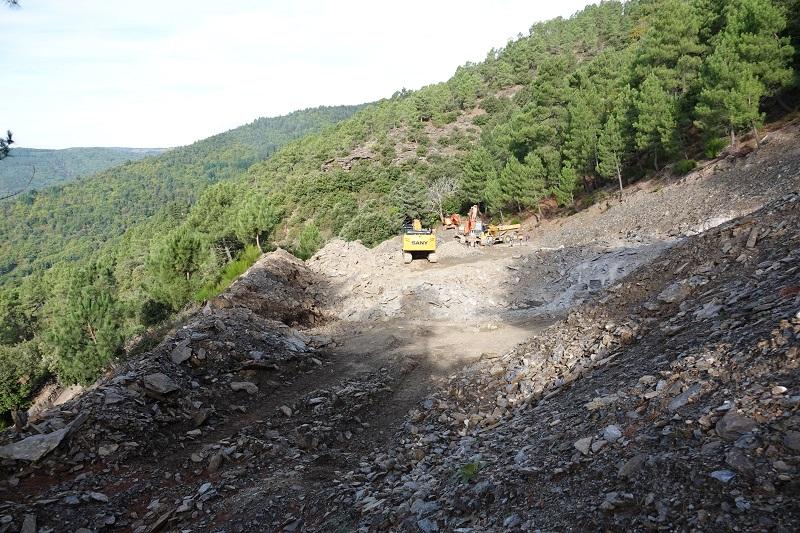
(483, 223, 522, 245)
(442, 213, 461, 230)
(402, 219, 437, 264)
(455, 205, 482, 246)
(454, 204, 523, 246)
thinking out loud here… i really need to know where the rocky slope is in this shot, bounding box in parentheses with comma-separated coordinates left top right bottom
(338, 192, 800, 531)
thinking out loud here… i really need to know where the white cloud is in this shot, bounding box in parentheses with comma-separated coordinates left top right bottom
(0, 0, 594, 148)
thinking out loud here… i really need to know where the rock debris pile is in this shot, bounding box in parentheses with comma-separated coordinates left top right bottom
(335, 193, 800, 531)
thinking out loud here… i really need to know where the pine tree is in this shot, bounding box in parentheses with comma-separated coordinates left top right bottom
(633, 0, 705, 96)
(234, 196, 282, 252)
(394, 175, 432, 222)
(147, 228, 213, 309)
(695, 40, 766, 147)
(461, 147, 496, 206)
(695, 0, 794, 145)
(634, 75, 678, 169)
(721, 0, 794, 94)
(564, 87, 604, 178)
(451, 66, 481, 110)
(497, 154, 547, 214)
(484, 175, 506, 216)
(49, 264, 122, 385)
(597, 107, 627, 198)
(597, 89, 633, 198)
(187, 182, 239, 261)
(552, 165, 580, 207)
(0, 131, 12, 161)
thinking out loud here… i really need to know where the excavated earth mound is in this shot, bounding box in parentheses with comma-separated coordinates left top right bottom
(0, 251, 330, 532)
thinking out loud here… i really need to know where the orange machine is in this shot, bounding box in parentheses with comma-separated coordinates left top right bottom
(465, 205, 479, 234)
(455, 205, 482, 246)
(442, 213, 461, 230)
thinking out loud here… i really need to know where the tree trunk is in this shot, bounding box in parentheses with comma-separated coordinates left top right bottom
(654, 148, 659, 171)
(224, 244, 232, 262)
(751, 122, 761, 149)
(730, 127, 736, 151)
(85, 323, 97, 345)
(255, 234, 262, 253)
(616, 158, 624, 202)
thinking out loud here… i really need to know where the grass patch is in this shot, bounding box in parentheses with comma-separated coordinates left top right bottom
(587, 190, 609, 205)
(704, 137, 728, 158)
(674, 159, 697, 175)
(457, 461, 486, 483)
(194, 245, 261, 301)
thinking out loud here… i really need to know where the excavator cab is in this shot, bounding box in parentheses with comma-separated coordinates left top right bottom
(402, 218, 437, 264)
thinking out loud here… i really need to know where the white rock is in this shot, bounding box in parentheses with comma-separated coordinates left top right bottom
(230, 381, 259, 394)
(574, 436, 592, 455)
(603, 425, 622, 443)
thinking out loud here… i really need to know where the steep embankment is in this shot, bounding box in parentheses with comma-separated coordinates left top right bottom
(0, 124, 798, 531)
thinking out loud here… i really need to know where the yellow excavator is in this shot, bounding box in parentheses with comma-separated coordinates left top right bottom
(402, 219, 437, 264)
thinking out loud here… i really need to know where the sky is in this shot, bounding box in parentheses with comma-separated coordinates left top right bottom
(1, 0, 594, 149)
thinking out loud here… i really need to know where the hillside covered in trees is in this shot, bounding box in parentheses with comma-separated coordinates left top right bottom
(0, 105, 363, 284)
(0, 146, 165, 198)
(1, 0, 797, 421)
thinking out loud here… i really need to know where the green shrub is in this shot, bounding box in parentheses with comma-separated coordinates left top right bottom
(139, 299, 172, 326)
(704, 137, 728, 158)
(457, 461, 486, 483)
(0, 342, 44, 413)
(340, 209, 401, 247)
(296, 223, 322, 260)
(674, 159, 697, 175)
(434, 111, 459, 125)
(472, 114, 489, 126)
(456, 137, 473, 151)
(480, 95, 504, 114)
(587, 190, 609, 205)
(379, 143, 396, 162)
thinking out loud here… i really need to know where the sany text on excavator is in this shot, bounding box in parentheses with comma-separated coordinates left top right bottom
(401, 219, 438, 264)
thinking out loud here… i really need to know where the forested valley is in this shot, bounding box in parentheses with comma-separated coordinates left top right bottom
(0, 146, 165, 199)
(1, 0, 797, 422)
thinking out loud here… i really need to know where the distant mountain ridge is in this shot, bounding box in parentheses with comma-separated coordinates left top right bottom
(0, 146, 166, 197)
